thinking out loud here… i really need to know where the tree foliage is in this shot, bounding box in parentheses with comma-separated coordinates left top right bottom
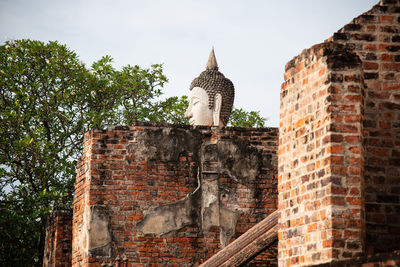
(0, 40, 91, 266)
(0, 39, 171, 266)
(229, 108, 267, 128)
(0, 39, 266, 266)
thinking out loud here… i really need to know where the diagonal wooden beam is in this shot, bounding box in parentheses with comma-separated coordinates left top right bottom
(223, 224, 278, 266)
(200, 210, 278, 267)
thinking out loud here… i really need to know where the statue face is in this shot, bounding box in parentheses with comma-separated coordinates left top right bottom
(185, 87, 214, 126)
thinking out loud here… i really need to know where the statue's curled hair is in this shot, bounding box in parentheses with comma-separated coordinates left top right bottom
(189, 70, 234, 125)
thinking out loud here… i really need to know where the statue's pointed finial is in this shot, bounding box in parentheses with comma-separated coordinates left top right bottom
(206, 47, 218, 71)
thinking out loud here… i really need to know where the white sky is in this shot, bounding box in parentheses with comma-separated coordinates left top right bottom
(0, 0, 378, 126)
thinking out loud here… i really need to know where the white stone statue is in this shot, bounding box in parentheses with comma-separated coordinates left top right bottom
(185, 48, 235, 127)
(185, 87, 223, 127)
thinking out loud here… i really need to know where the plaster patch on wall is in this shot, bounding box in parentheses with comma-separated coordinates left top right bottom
(136, 190, 200, 236)
(87, 206, 112, 252)
(76, 190, 89, 256)
(219, 207, 242, 247)
(78, 202, 112, 257)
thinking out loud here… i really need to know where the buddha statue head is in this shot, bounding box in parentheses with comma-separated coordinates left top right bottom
(185, 48, 235, 127)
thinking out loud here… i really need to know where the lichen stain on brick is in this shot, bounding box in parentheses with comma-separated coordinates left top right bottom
(137, 138, 263, 248)
(216, 140, 261, 184)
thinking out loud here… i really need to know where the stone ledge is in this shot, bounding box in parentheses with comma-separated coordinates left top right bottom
(315, 250, 400, 267)
(89, 121, 278, 133)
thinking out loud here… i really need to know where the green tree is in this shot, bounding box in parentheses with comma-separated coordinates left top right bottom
(0, 39, 169, 266)
(229, 107, 267, 127)
(0, 39, 266, 266)
(0, 39, 93, 266)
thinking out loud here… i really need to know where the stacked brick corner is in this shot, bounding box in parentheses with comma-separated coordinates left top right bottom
(278, 0, 400, 265)
(278, 42, 365, 266)
(329, 0, 400, 255)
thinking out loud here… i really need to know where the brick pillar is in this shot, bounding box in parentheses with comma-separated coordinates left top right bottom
(329, 0, 400, 254)
(43, 208, 73, 267)
(71, 130, 95, 266)
(278, 43, 365, 266)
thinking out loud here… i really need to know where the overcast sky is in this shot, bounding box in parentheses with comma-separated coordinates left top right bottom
(0, 0, 378, 126)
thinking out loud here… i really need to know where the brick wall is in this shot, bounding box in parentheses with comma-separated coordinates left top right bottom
(72, 123, 278, 266)
(43, 209, 73, 267)
(279, 1, 400, 265)
(327, 0, 400, 255)
(248, 240, 278, 266)
(278, 42, 365, 266)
